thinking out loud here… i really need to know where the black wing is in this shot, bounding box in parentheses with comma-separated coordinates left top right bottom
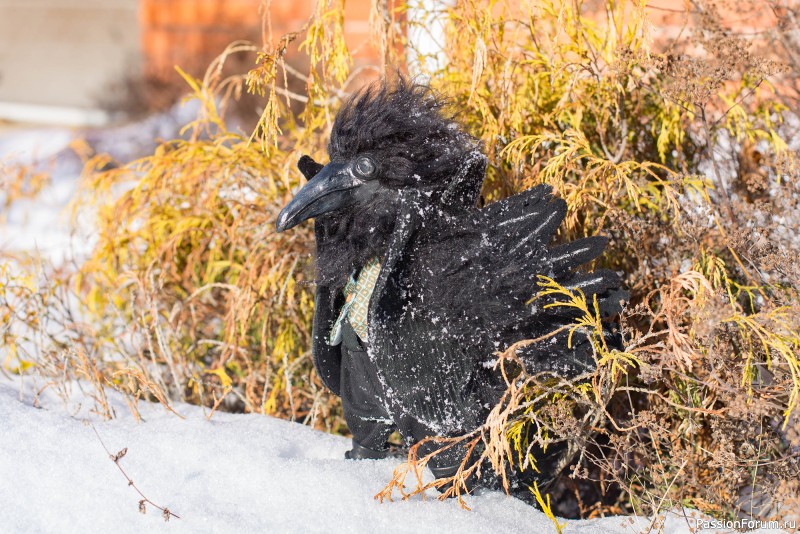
(411, 184, 622, 355)
(374, 185, 625, 434)
(301, 155, 346, 395)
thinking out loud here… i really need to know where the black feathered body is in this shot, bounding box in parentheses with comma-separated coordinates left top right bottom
(280, 78, 626, 488)
(312, 180, 622, 441)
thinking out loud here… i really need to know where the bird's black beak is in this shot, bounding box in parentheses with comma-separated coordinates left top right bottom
(276, 162, 363, 232)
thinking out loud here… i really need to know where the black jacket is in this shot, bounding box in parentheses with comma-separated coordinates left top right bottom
(309, 151, 625, 493)
(311, 154, 497, 439)
(310, 152, 619, 441)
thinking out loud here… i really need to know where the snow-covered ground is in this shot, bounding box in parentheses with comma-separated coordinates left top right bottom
(0, 377, 757, 534)
(0, 117, 792, 534)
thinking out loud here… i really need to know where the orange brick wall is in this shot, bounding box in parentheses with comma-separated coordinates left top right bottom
(644, 0, 782, 44)
(140, 0, 381, 77)
(139, 1, 781, 81)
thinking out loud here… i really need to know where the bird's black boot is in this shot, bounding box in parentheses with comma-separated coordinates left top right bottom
(345, 440, 390, 460)
(426, 442, 485, 495)
(345, 439, 409, 460)
(340, 321, 399, 460)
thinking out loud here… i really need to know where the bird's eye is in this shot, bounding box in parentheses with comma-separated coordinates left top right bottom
(354, 157, 377, 179)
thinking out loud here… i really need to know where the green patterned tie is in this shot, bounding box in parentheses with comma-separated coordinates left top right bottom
(328, 257, 381, 345)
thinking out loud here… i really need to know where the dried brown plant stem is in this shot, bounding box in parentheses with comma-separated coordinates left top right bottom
(89, 424, 180, 521)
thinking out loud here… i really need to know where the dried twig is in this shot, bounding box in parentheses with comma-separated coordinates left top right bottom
(89, 424, 180, 521)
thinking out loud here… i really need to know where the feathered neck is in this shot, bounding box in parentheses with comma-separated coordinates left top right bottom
(314, 198, 398, 295)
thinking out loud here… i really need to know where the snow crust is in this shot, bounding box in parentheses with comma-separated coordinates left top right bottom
(2, 377, 777, 534)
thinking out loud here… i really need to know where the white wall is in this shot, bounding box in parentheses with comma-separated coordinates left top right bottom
(0, 0, 140, 125)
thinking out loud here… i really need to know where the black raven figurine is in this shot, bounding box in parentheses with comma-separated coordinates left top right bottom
(276, 77, 624, 491)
